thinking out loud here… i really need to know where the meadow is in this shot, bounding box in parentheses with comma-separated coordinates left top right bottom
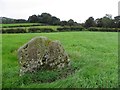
(1, 23, 41, 27)
(2, 31, 118, 88)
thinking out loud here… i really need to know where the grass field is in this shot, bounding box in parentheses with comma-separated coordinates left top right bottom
(1, 23, 41, 27)
(2, 32, 118, 88)
(3, 26, 61, 31)
(1, 23, 62, 32)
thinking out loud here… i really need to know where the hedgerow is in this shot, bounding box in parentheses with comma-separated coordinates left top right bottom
(88, 27, 120, 32)
(1, 26, 120, 33)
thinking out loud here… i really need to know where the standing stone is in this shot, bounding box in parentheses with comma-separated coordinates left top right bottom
(18, 36, 70, 76)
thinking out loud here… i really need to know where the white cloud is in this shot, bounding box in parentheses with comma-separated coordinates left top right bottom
(0, 0, 119, 23)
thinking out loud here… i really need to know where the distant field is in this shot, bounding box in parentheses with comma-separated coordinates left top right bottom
(2, 32, 118, 88)
(1, 23, 62, 32)
(1, 23, 41, 27)
(3, 26, 62, 31)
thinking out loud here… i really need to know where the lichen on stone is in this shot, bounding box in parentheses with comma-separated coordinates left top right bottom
(18, 36, 70, 76)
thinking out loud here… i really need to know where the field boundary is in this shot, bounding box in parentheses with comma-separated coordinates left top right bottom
(1, 26, 120, 34)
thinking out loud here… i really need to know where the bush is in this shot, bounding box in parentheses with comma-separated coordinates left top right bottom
(2, 27, 55, 34)
(88, 27, 120, 32)
(2, 28, 27, 33)
(28, 28, 55, 33)
(57, 27, 70, 32)
(2, 26, 120, 34)
(70, 26, 84, 31)
(57, 26, 84, 32)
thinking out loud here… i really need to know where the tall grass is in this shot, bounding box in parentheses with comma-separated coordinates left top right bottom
(2, 32, 118, 88)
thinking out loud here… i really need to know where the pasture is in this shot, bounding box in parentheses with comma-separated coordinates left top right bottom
(1, 23, 41, 27)
(2, 32, 118, 88)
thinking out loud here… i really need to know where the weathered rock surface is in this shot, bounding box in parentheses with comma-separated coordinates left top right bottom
(18, 36, 70, 76)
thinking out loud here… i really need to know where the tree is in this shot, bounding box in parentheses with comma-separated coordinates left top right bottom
(95, 14, 113, 28)
(15, 19, 27, 23)
(114, 16, 120, 28)
(2, 17, 15, 24)
(68, 19, 75, 26)
(60, 21, 68, 26)
(40, 13, 52, 24)
(101, 16, 113, 28)
(95, 18, 103, 27)
(28, 13, 61, 25)
(84, 17, 96, 28)
(105, 14, 112, 19)
(51, 16, 60, 25)
(28, 15, 38, 23)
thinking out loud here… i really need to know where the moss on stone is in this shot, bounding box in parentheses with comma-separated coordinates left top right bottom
(18, 36, 70, 76)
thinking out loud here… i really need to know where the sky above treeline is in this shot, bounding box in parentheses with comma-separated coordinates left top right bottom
(0, 0, 119, 23)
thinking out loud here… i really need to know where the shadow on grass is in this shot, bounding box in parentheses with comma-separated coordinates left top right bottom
(18, 65, 77, 85)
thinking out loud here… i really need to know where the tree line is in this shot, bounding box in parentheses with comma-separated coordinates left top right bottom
(84, 14, 120, 28)
(1, 13, 120, 28)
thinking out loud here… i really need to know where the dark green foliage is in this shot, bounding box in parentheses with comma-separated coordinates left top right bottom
(95, 14, 117, 28)
(1, 17, 27, 24)
(2, 17, 15, 24)
(57, 26, 84, 32)
(114, 16, 120, 28)
(2, 28, 27, 33)
(70, 26, 84, 31)
(28, 28, 55, 33)
(1, 13, 120, 28)
(57, 27, 71, 32)
(60, 21, 68, 26)
(100, 17, 113, 28)
(1, 17, 15, 24)
(95, 18, 103, 27)
(2, 25, 120, 34)
(14, 19, 27, 23)
(28, 15, 39, 23)
(88, 27, 120, 32)
(28, 13, 60, 25)
(84, 17, 96, 28)
(51, 16, 60, 25)
(39, 13, 52, 24)
(68, 19, 76, 26)
(3, 24, 41, 28)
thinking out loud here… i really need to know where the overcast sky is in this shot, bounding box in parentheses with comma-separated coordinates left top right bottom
(0, 0, 119, 23)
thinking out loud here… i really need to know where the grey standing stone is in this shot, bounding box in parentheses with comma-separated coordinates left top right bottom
(18, 36, 70, 76)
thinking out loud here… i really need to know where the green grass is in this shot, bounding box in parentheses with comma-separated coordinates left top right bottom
(25, 26, 61, 30)
(2, 25, 62, 31)
(2, 24, 61, 31)
(1, 23, 41, 27)
(2, 32, 118, 88)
